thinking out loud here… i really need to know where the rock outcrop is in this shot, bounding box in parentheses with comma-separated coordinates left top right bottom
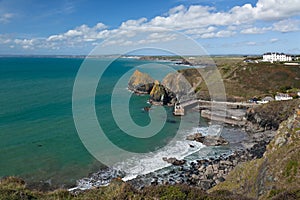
(245, 100, 299, 132)
(149, 80, 177, 105)
(128, 70, 154, 94)
(162, 157, 186, 166)
(162, 72, 194, 100)
(210, 104, 300, 200)
(128, 70, 177, 105)
(186, 133, 229, 146)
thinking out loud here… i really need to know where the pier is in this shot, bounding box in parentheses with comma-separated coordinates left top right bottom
(173, 99, 259, 126)
(181, 99, 258, 110)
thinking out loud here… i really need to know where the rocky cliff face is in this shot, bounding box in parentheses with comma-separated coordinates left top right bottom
(245, 100, 300, 132)
(210, 102, 300, 200)
(149, 80, 177, 105)
(162, 72, 193, 99)
(128, 70, 177, 105)
(128, 70, 154, 93)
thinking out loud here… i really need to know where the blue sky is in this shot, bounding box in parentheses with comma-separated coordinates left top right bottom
(0, 0, 299, 55)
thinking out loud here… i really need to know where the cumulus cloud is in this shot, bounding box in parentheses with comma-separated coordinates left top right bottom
(47, 22, 108, 42)
(148, 0, 300, 30)
(201, 30, 236, 38)
(4, 0, 300, 53)
(272, 19, 300, 32)
(0, 35, 11, 44)
(255, 0, 300, 20)
(14, 39, 37, 49)
(241, 26, 271, 34)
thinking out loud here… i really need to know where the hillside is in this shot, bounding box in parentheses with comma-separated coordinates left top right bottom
(179, 57, 300, 101)
(210, 101, 300, 199)
(0, 177, 253, 200)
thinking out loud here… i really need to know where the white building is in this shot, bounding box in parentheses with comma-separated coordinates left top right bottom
(263, 52, 292, 62)
(259, 96, 275, 104)
(275, 93, 293, 101)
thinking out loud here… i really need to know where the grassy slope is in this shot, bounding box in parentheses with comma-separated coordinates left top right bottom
(210, 102, 300, 200)
(179, 57, 300, 101)
(0, 177, 254, 200)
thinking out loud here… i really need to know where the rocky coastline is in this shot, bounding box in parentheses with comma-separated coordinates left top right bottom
(70, 73, 299, 194)
(126, 126, 275, 191)
(125, 101, 300, 192)
(69, 118, 275, 193)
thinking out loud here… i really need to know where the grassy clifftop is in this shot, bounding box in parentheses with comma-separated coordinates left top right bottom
(178, 57, 300, 101)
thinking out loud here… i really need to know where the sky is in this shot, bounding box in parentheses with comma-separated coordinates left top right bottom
(0, 0, 299, 55)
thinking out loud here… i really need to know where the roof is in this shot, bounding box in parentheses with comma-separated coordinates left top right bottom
(275, 93, 291, 97)
(262, 96, 274, 101)
(263, 52, 292, 56)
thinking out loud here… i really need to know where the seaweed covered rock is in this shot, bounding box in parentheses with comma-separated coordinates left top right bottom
(186, 133, 229, 146)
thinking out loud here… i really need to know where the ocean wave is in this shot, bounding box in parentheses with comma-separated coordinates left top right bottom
(114, 127, 208, 181)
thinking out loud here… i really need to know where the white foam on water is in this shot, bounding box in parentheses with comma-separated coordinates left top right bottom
(192, 124, 223, 136)
(115, 127, 208, 181)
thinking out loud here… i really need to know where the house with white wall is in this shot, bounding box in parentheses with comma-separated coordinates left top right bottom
(275, 93, 293, 101)
(263, 52, 292, 62)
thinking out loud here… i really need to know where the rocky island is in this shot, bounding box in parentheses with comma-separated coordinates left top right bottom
(128, 69, 178, 106)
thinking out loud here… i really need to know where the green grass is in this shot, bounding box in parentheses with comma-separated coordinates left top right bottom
(284, 160, 299, 182)
(176, 57, 300, 101)
(0, 177, 256, 200)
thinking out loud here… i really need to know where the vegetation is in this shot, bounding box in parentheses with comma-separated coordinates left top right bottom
(0, 177, 255, 200)
(210, 106, 300, 199)
(246, 99, 300, 130)
(177, 56, 300, 101)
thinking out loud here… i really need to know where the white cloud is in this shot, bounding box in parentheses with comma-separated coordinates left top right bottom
(246, 41, 257, 46)
(46, 22, 109, 44)
(0, 13, 14, 24)
(3, 0, 300, 53)
(272, 19, 300, 32)
(184, 26, 217, 35)
(148, 0, 300, 31)
(270, 38, 279, 43)
(255, 0, 300, 20)
(14, 39, 36, 49)
(0, 35, 11, 44)
(241, 26, 271, 34)
(201, 30, 236, 38)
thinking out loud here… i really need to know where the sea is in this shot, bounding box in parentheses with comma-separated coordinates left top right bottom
(0, 57, 238, 188)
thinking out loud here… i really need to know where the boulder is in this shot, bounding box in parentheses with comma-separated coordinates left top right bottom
(186, 133, 205, 142)
(162, 157, 186, 166)
(199, 180, 213, 190)
(186, 133, 228, 146)
(202, 135, 229, 146)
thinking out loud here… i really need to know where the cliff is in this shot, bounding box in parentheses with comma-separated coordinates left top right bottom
(210, 101, 300, 200)
(128, 70, 154, 93)
(245, 100, 300, 132)
(162, 71, 200, 100)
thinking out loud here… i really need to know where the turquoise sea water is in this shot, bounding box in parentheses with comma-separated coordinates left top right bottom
(0, 57, 207, 187)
